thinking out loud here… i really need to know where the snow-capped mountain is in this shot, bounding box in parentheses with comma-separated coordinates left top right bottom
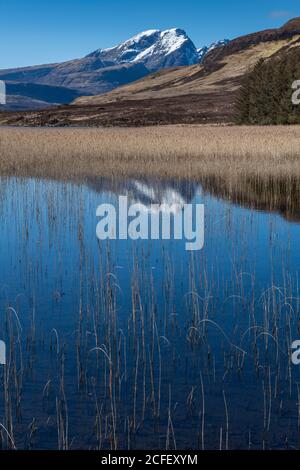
(87, 28, 199, 71)
(197, 39, 229, 63)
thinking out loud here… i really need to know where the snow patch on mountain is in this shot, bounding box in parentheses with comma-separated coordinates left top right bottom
(160, 29, 189, 55)
(119, 29, 160, 49)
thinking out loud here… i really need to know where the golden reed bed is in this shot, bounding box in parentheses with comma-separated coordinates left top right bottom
(0, 125, 300, 181)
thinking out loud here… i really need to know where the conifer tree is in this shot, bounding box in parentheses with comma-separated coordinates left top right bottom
(235, 49, 300, 125)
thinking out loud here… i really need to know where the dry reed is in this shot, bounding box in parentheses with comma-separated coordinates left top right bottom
(0, 125, 300, 182)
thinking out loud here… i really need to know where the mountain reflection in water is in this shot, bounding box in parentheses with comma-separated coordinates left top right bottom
(84, 174, 300, 223)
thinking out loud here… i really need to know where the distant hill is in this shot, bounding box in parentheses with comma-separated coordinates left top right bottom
(3, 82, 88, 110)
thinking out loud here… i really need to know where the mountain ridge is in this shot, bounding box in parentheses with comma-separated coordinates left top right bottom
(86, 28, 200, 70)
(1, 18, 300, 125)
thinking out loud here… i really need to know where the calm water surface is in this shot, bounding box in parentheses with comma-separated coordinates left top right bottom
(0, 176, 299, 450)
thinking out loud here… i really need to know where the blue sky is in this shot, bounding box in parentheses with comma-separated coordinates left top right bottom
(1, 0, 299, 68)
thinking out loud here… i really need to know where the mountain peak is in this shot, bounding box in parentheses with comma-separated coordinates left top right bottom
(158, 28, 190, 56)
(88, 28, 198, 71)
(120, 29, 160, 48)
(87, 28, 228, 71)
